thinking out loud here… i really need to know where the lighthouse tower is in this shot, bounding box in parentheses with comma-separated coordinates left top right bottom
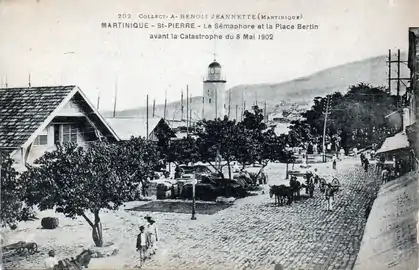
(203, 59, 227, 120)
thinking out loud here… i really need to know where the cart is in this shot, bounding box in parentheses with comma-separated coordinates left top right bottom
(2, 241, 38, 255)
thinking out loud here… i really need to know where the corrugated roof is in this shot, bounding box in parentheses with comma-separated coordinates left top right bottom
(354, 171, 418, 270)
(105, 117, 162, 140)
(0, 86, 75, 148)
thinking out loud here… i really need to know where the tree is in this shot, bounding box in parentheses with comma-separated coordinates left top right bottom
(166, 136, 200, 166)
(236, 106, 295, 177)
(154, 119, 176, 161)
(288, 83, 398, 151)
(196, 116, 240, 185)
(0, 151, 28, 228)
(22, 140, 158, 247)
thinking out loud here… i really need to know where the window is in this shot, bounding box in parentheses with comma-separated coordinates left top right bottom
(209, 98, 211, 104)
(62, 124, 77, 143)
(34, 128, 48, 145)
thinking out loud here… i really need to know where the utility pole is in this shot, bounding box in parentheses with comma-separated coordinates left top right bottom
(152, 99, 156, 118)
(322, 95, 331, 163)
(228, 90, 231, 119)
(397, 49, 401, 99)
(388, 49, 392, 94)
(387, 49, 410, 98)
(181, 91, 184, 121)
(28, 73, 31, 88)
(235, 104, 238, 121)
(96, 94, 100, 110)
(202, 96, 205, 120)
(164, 93, 167, 120)
(113, 79, 118, 118)
(186, 85, 189, 136)
(146, 94, 149, 140)
(264, 101, 267, 122)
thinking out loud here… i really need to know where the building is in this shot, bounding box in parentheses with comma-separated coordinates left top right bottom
(202, 59, 227, 120)
(0, 86, 120, 170)
(106, 117, 176, 141)
(376, 27, 419, 172)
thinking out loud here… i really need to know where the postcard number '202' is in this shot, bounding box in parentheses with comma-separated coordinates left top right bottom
(118, 14, 132, 19)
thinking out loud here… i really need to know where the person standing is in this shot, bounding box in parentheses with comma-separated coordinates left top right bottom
(325, 183, 334, 211)
(364, 158, 369, 172)
(136, 226, 148, 265)
(44, 250, 58, 270)
(145, 217, 159, 256)
(332, 154, 337, 170)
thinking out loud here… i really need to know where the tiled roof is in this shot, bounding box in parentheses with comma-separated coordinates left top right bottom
(0, 86, 75, 148)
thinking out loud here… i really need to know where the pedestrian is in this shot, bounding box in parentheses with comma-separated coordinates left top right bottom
(360, 153, 365, 166)
(44, 250, 58, 270)
(332, 154, 337, 170)
(145, 217, 159, 256)
(364, 158, 369, 172)
(325, 183, 334, 211)
(136, 225, 148, 265)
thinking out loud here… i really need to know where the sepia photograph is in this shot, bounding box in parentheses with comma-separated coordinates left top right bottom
(0, 0, 418, 269)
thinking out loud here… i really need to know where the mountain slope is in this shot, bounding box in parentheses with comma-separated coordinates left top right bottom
(102, 53, 409, 119)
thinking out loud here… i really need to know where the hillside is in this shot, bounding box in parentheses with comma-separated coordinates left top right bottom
(102, 53, 409, 119)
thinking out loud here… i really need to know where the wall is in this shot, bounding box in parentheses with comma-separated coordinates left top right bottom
(202, 81, 226, 120)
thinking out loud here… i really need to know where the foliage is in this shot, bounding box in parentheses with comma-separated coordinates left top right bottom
(196, 116, 239, 181)
(288, 83, 398, 150)
(154, 119, 176, 160)
(0, 151, 28, 228)
(166, 136, 200, 165)
(236, 106, 295, 176)
(22, 139, 158, 247)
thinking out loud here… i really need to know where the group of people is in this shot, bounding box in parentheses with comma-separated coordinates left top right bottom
(136, 216, 159, 267)
(306, 168, 337, 211)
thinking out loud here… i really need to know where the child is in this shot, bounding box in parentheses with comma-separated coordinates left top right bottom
(44, 250, 58, 270)
(136, 226, 148, 265)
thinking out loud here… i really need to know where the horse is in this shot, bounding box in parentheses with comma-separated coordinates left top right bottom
(269, 185, 292, 206)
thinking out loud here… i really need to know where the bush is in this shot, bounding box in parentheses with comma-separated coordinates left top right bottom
(41, 217, 59, 229)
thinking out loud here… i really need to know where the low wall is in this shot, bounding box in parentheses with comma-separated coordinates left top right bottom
(353, 171, 419, 270)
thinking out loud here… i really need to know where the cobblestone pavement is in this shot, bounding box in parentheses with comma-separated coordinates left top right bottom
(143, 160, 381, 270)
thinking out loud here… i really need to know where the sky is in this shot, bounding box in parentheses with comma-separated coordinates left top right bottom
(0, 0, 418, 111)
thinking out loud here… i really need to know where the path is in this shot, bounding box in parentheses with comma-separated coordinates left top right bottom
(142, 159, 380, 270)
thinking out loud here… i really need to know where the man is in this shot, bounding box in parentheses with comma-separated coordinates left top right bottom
(44, 250, 58, 270)
(136, 225, 148, 265)
(145, 217, 159, 256)
(325, 183, 334, 211)
(332, 154, 337, 170)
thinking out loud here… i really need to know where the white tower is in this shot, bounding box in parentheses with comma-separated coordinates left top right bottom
(203, 59, 227, 120)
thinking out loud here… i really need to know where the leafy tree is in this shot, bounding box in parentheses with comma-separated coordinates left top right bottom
(154, 119, 176, 161)
(22, 140, 157, 247)
(166, 136, 200, 166)
(236, 107, 295, 177)
(242, 105, 267, 130)
(0, 151, 28, 228)
(196, 116, 240, 183)
(288, 83, 398, 151)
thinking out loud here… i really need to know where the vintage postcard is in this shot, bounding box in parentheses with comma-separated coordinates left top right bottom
(1, 0, 419, 269)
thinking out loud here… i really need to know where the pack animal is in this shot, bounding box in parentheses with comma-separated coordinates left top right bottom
(269, 185, 292, 206)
